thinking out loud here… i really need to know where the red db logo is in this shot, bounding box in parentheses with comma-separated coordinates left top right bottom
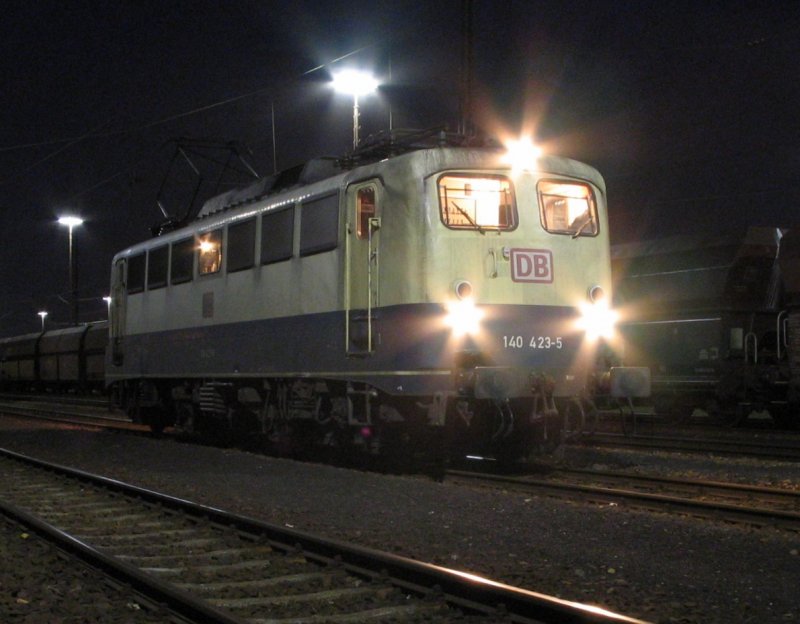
(510, 249, 553, 283)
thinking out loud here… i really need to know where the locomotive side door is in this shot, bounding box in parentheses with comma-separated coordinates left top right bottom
(109, 258, 127, 365)
(345, 180, 383, 355)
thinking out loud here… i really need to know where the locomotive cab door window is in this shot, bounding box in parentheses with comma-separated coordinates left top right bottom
(346, 182, 383, 354)
(357, 187, 375, 239)
(438, 174, 516, 231)
(538, 180, 598, 237)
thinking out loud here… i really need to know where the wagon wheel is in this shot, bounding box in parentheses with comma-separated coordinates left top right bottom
(656, 394, 695, 424)
(768, 404, 797, 430)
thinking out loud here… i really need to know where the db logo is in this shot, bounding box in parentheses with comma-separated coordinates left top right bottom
(510, 249, 553, 283)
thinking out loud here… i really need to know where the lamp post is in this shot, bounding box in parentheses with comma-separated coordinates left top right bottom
(38, 311, 48, 332)
(332, 70, 379, 150)
(57, 216, 83, 326)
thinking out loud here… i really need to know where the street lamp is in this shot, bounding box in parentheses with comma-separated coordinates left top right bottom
(332, 70, 379, 150)
(57, 215, 84, 326)
(38, 311, 48, 332)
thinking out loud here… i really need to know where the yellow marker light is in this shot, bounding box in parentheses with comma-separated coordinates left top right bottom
(577, 300, 618, 341)
(445, 298, 484, 337)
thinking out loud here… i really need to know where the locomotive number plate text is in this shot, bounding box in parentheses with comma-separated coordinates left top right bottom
(503, 335, 563, 349)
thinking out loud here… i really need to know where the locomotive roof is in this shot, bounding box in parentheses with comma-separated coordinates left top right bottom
(114, 131, 605, 259)
(194, 129, 605, 221)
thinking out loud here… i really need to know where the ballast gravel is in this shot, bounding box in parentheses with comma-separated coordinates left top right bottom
(0, 514, 168, 623)
(0, 416, 797, 624)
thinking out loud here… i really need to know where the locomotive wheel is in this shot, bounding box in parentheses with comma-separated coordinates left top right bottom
(175, 401, 197, 435)
(141, 405, 170, 435)
(561, 398, 585, 439)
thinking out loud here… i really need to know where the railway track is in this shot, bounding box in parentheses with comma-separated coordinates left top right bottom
(5, 395, 800, 466)
(572, 431, 800, 462)
(1, 509, 175, 623)
(448, 467, 800, 533)
(0, 447, 645, 624)
(0, 399, 138, 430)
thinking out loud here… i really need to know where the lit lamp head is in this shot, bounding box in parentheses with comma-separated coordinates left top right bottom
(331, 69, 379, 150)
(57, 215, 84, 230)
(331, 69, 379, 98)
(502, 136, 542, 172)
(577, 287, 618, 341)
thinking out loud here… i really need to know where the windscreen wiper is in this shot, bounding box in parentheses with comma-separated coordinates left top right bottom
(571, 214, 594, 239)
(451, 201, 486, 235)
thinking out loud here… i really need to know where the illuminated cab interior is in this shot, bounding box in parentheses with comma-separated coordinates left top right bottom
(438, 174, 516, 231)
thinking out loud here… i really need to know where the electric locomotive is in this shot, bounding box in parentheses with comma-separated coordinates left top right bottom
(106, 131, 643, 460)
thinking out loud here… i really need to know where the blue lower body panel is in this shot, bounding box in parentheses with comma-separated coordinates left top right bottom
(108, 303, 595, 397)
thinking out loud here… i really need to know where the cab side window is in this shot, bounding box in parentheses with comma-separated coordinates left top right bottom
(300, 193, 339, 256)
(261, 207, 294, 264)
(171, 238, 194, 284)
(227, 218, 256, 273)
(128, 253, 145, 294)
(198, 229, 223, 275)
(147, 246, 168, 290)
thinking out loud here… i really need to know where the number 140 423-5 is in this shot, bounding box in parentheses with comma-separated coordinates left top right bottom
(503, 335, 563, 349)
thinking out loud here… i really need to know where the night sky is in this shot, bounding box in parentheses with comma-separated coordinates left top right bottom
(1, 0, 799, 335)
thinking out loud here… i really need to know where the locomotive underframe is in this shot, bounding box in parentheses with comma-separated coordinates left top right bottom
(115, 364, 578, 464)
(108, 300, 600, 460)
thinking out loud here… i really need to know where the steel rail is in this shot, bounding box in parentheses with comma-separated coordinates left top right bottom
(574, 432, 800, 462)
(0, 401, 137, 429)
(447, 469, 800, 532)
(0, 446, 647, 624)
(0, 496, 250, 624)
(560, 467, 800, 504)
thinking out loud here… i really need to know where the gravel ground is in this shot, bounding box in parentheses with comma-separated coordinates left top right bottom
(0, 416, 797, 624)
(0, 514, 168, 623)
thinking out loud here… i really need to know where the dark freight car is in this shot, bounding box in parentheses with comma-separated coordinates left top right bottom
(0, 322, 108, 394)
(611, 227, 794, 425)
(0, 333, 40, 389)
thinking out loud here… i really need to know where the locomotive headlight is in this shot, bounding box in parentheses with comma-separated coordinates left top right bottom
(502, 136, 542, 171)
(577, 299, 618, 341)
(445, 298, 484, 337)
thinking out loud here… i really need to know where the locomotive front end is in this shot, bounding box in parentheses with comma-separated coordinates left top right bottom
(423, 146, 641, 459)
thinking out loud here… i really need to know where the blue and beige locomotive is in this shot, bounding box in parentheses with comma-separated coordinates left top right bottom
(106, 131, 635, 460)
